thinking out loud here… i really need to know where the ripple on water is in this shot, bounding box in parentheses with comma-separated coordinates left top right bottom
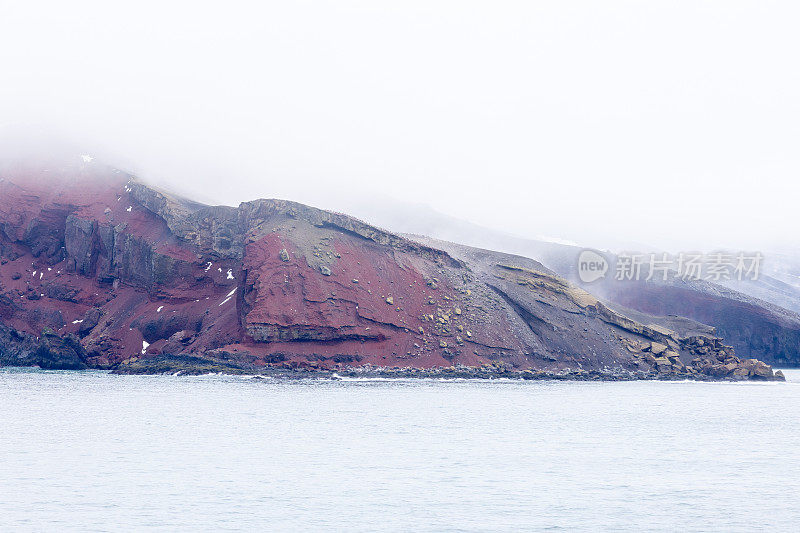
(0, 368, 799, 532)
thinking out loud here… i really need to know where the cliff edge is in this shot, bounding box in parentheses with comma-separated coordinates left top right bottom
(0, 158, 784, 381)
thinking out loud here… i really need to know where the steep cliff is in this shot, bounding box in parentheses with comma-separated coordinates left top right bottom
(0, 158, 783, 380)
(535, 247, 800, 367)
(355, 202, 800, 368)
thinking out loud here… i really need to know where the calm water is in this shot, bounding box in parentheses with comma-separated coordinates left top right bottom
(1, 369, 799, 532)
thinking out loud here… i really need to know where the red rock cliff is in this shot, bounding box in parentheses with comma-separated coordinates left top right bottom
(0, 158, 783, 380)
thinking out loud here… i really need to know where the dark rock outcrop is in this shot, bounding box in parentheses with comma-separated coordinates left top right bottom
(35, 332, 88, 370)
(77, 307, 102, 337)
(0, 324, 87, 370)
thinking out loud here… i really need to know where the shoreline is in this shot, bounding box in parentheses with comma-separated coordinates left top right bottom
(106, 357, 787, 382)
(1, 364, 789, 382)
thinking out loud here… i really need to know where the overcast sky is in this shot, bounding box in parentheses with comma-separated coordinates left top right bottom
(0, 1, 798, 252)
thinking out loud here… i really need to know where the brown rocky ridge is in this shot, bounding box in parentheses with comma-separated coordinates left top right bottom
(0, 158, 784, 381)
(357, 202, 800, 369)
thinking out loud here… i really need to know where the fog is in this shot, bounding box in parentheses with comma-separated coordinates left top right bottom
(1, 1, 798, 253)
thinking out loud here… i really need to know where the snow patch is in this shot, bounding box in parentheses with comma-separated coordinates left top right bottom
(226, 287, 237, 298)
(226, 269, 234, 280)
(205, 262, 212, 272)
(219, 297, 232, 306)
(126, 206, 132, 212)
(157, 306, 164, 313)
(72, 319, 83, 324)
(141, 340, 150, 355)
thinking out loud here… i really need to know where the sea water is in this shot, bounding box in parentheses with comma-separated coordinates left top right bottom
(1, 368, 798, 532)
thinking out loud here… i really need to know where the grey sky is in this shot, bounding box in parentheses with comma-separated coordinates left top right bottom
(1, 1, 797, 252)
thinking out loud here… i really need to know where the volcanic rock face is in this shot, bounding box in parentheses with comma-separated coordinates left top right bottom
(356, 204, 800, 368)
(545, 250, 800, 367)
(606, 281, 800, 367)
(0, 159, 783, 380)
(534, 247, 800, 368)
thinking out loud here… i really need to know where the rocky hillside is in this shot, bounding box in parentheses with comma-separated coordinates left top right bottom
(0, 159, 784, 380)
(537, 248, 800, 368)
(347, 200, 800, 367)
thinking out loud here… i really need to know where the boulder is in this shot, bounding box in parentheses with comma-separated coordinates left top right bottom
(709, 364, 729, 378)
(750, 361, 774, 380)
(35, 332, 88, 370)
(650, 342, 667, 355)
(78, 307, 102, 337)
(722, 362, 739, 375)
(654, 357, 672, 373)
(732, 367, 750, 381)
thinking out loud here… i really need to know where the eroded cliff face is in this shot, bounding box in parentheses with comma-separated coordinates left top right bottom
(0, 159, 784, 380)
(607, 282, 800, 367)
(510, 244, 800, 368)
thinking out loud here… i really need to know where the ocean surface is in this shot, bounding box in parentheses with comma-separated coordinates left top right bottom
(1, 368, 799, 532)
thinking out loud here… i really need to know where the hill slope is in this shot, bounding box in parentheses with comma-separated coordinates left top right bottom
(0, 159, 782, 380)
(342, 199, 800, 367)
